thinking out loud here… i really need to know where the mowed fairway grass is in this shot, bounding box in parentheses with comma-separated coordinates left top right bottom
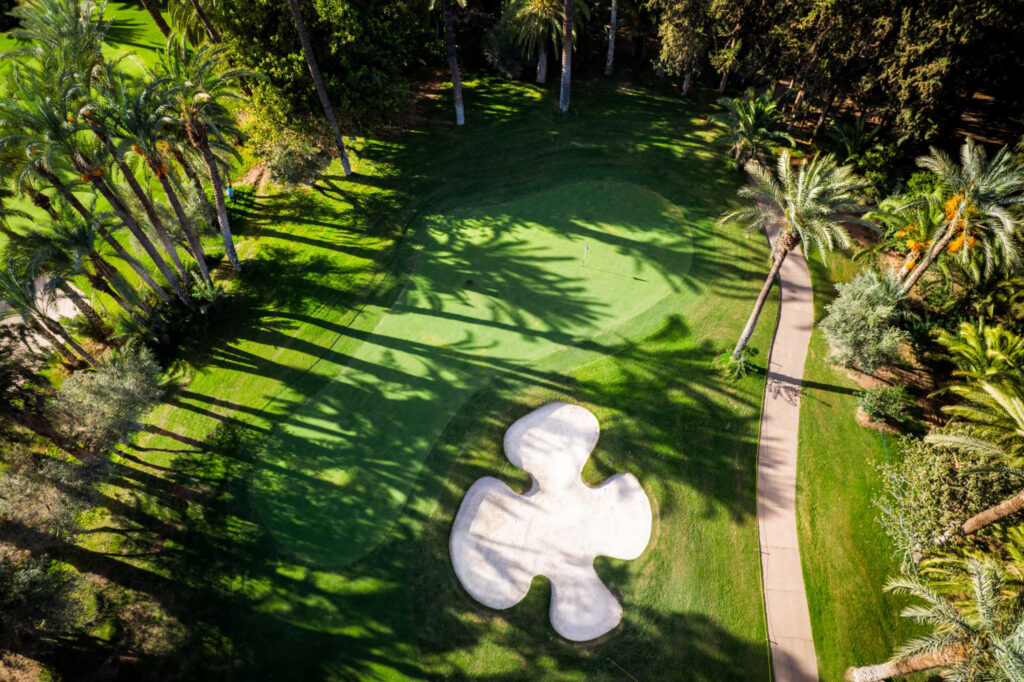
(63, 77, 781, 680)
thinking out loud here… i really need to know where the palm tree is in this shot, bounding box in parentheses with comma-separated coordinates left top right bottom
(0, 188, 29, 241)
(866, 193, 947, 281)
(845, 559, 1024, 681)
(106, 74, 211, 283)
(140, 0, 172, 38)
(558, 0, 576, 113)
(7, 223, 112, 338)
(719, 150, 868, 359)
(822, 118, 882, 165)
(158, 37, 251, 271)
(6, 0, 110, 81)
(712, 88, 795, 169)
(285, 1, 353, 176)
(83, 72, 190, 283)
(0, 69, 186, 302)
(432, 0, 467, 125)
(506, 0, 588, 85)
(0, 259, 95, 366)
(604, 0, 618, 76)
(901, 138, 1024, 295)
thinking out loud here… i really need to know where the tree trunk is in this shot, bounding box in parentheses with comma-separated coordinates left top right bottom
(441, 0, 465, 126)
(29, 317, 78, 365)
(88, 173, 189, 303)
(157, 170, 210, 283)
(718, 70, 729, 94)
(195, 131, 241, 272)
(732, 249, 789, 358)
(97, 132, 190, 282)
(286, 0, 353, 175)
(44, 317, 96, 366)
(901, 208, 961, 295)
(604, 0, 617, 76)
(90, 252, 153, 318)
(558, 0, 573, 113)
(140, 0, 171, 38)
(58, 281, 109, 338)
(28, 189, 57, 219)
(844, 645, 966, 681)
(812, 87, 838, 138)
(681, 69, 694, 97)
(188, 0, 221, 43)
(950, 488, 1024, 540)
(536, 49, 548, 84)
(39, 166, 173, 304)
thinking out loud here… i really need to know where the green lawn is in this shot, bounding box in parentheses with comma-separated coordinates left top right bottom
(796, 250, 917, 680)
(41, 77, 783, 680)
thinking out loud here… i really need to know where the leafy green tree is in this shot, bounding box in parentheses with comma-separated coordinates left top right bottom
(819, 269, 908, 372)
(0, 552, 80, 651)
(648, 0, 709, 97)
(51, 345, 162, 455)
(712, 88, 794, 169)
(719, 150, 867, 358)
(845, 559, 1024, 681)
(902, 139, 1024, 294)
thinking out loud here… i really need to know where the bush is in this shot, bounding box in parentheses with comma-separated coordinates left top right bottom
(904, 170, 939, 199)
(0, 551, 80, 650)
(263, 132, 332, 188)
(820, 269, 910, 372)
(52, 346, 162, 455)
(856, 385, 912, 423)
(874, 427, 1020, 569)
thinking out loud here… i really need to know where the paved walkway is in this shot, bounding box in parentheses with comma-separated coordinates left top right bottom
(756, 216, 818, 681)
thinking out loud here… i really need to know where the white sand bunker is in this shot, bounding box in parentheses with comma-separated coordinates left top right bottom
(450, 402, 652, 642)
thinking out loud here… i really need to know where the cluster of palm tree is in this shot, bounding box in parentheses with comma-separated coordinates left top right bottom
(0, 0, 249, 366)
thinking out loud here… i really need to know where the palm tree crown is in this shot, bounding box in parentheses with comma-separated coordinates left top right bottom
(712, 87, 795, 168)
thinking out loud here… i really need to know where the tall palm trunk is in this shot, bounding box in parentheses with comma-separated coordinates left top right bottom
(29, 317, 78, 364)
(170, 147, 216, 220)
(188, 0, 221, 43)
(156, 168, 211, 283)
(441, 0, 465, 125)
(40, 315, 96, 366)
(39, 166, 172, 304)
(931, 488, 1024, 549)
(604, 0, 617, 76)
(733, 229, 798, 359)
(901, 203, 963, 294)
(193, 128, 240, 272)
(89, 252, 153, 318)
(286, 0, 353, 175)
(57, 281, 109, 338)
(92, 130, 190, 281)
(536, 49, 548, 83)
(558, 0, 573, 113)
(140, 0, 171, 38)
(87, 172, 189, 302)
(844, 645, 966, 681)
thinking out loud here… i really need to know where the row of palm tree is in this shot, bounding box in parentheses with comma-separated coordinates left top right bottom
(0, 0, 250, 365)
(716, 88, 1024, 362)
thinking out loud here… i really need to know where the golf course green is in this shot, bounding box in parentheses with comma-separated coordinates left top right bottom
(254, 181, 695, 566)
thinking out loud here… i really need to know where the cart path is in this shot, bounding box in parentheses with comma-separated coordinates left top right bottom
(756, 214, 818, 681)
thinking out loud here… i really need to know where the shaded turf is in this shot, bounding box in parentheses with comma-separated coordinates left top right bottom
(41, 77, 782, 680)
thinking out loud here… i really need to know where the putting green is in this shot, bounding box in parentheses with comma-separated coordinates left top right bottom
(252, 181, 695, 566)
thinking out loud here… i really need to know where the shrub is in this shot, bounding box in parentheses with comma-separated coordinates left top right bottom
(52, 346, 162, 455)
(0, 551, 80, 650)
(856, 385, 912, 423)
(263, 132, 332, 188)
(820, 269, 909, 372)
(904, 170, 940, 199)
(874, 427, 1020, 569)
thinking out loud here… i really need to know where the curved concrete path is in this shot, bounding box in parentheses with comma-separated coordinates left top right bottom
(756, 215, 818, 680)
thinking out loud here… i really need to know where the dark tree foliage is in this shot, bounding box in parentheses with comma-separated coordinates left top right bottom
(647, 0, 1024, 144)
(215, 0, 430, 133)
(0, 0, 16, 32)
